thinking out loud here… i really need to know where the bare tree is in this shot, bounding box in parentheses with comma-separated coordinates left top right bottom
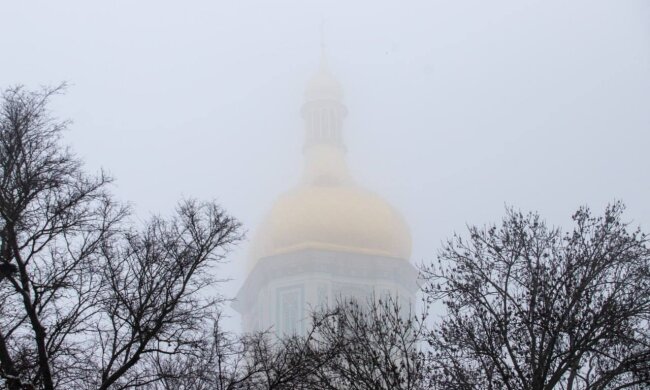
(0, 84, 123, 390)
(0, 86, 242, 390)
(307, 296, 428, 390)
(421, 203, 650, 390)
(92, 199, 241, 390)
(139, 310, 340, 390)
(134, 295, 427, 390)
(129, 312, 274, 390)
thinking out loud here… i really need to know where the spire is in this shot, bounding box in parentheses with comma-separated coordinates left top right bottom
(300, 47, 350, 185)
(319, 44, 328, 73)
(302, 47, 347, 148)
(304, 48, 342, 102)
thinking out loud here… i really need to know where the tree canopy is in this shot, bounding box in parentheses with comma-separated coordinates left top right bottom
(421, 204, 650, 390)
(0, 86, 242, 390)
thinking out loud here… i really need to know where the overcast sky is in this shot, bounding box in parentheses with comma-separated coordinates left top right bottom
(2, 0, 649, 330)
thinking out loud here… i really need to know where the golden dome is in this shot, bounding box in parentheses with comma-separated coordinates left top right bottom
(248, 50, 411, 268)
(250, 184, 412, 263)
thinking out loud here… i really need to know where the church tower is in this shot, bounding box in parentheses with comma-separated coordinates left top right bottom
(234, 51, 418, 335)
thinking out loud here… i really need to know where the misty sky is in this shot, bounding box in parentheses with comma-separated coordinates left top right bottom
(2, 1, 649, 329)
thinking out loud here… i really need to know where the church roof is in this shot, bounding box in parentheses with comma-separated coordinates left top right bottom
(248, 51, 412, 269)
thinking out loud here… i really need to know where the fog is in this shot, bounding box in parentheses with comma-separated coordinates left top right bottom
(2, 0, 648, 332)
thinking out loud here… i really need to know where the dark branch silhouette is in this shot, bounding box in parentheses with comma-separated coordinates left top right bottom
(0, 86, 242, 390)
(421, 203, 650, 390)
